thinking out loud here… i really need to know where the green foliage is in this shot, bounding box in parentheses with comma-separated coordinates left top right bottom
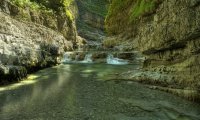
(11, 0, 74, 20)
(11, 0, 40, 10)
(65, 10, 73, 20)
(130, 0, 157, 21)
(63, 0, 74, 7)
(63, 0, 74, 20)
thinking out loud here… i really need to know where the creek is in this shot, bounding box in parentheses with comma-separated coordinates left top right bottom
(0, 62, 200, 120)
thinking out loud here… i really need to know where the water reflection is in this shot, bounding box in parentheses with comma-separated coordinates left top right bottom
(0, 64, 200, 120)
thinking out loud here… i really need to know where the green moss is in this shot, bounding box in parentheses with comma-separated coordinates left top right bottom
(130, 0, 157, 21)
(106, 0, 157, 21)
(65, 10, 73, 21)
(11, 0, 74, 21)
(11, 0, 40, 10)
(63, 0, 74, 7)
(63, 0, 74, 20)
(105, 0, 158, 34)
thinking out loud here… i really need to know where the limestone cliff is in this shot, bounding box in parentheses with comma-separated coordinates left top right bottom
(106, 0, 200, 100)
(0, 0, 78, 83)
(76, 0, 108, 46)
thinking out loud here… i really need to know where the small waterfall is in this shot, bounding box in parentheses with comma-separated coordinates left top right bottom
(107, 54, 128, 65)
(81, 53, 93, 63)
(62, 52, 129, 65)
(62, 52, 93, 64)
(75, 54, 80, 61)
(62, 52, 72, 63)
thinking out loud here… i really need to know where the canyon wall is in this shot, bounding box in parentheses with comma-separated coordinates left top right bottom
(0, 0, 78, 83)
(76, 0, 108, 46)
(106, 0, 200, 99)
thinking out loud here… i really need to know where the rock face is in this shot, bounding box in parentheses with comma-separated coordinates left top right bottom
(106, 0, 200, 98)
(0, 0, 77, 83)
(76, 0, 108, 47)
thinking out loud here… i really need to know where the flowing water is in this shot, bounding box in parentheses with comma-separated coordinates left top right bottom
(107, 54, 128, 65)
(80, 53, 93, 63)
(62, 53, 93, 64)
(62, 52, 72, 63)
(0, 64, 200, 120)
(62, 52, 129, 65)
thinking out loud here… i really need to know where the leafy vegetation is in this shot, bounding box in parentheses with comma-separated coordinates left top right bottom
(11, 0, 41, 10)
(11, 0, 74, 20)
(64, 0, 74, 19)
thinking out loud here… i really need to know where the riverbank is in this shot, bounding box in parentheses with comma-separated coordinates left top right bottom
(109, 68, 200, 102)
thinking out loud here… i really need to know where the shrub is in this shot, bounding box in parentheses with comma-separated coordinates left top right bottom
(11, 0, 40, 10)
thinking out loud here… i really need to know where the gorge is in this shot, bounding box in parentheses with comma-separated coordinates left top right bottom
(0, 0, 200, 119)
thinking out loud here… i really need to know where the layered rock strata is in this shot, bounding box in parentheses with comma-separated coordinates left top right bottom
(0, 0, 77, 83)
(106, 0, 200, 100)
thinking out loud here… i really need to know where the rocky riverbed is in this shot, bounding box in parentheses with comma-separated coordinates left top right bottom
(0, 64, 200, 120)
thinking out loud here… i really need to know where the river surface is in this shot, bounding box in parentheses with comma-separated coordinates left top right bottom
(0, 64, 200, 120)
